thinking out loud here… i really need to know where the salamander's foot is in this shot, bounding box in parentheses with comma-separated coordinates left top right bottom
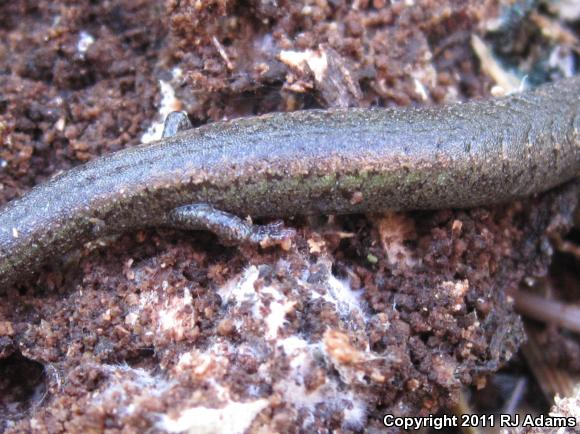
(168, 204, 296, 248)
(162, 111, 193, 138)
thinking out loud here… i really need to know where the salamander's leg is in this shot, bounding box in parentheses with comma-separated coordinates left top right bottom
(168, 204, 295, 247)
(162, 111, 193, 138)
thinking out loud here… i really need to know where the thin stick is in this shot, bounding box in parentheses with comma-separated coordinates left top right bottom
(513, 291, 580, 334)
(521, 326, 577, 402)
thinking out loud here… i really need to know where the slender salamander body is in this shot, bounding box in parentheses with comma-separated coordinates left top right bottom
(0, 76, 578, 288)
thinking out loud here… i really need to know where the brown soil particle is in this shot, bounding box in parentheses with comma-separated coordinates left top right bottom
(0, 0, 578, 433)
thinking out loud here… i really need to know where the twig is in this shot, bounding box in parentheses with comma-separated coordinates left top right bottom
(513, 290, 580, 334)
(502, 377, 526, 415)
(553, 235, 580, 260)
(450, 388, 480, 434)
(521, 326, 577, 403)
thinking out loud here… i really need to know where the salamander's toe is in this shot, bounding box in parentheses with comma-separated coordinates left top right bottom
(162, 111, 193, 138)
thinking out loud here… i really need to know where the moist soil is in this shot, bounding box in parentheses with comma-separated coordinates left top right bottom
(0, 1, 578, 433)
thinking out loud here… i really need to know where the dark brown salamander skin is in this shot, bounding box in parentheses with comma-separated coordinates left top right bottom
(0, 76, 579, 288)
